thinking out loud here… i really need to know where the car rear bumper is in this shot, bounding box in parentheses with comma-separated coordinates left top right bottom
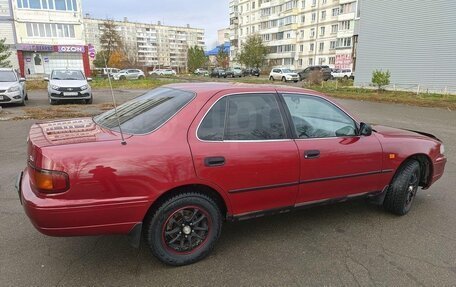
(18, 169, 147, 237)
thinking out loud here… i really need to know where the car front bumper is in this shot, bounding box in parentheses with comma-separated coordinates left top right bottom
(49, 89, 91, 100)
(0, 91, 23, 103)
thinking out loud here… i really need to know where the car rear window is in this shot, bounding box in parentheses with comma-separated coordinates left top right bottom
(94, 87, 195, 134)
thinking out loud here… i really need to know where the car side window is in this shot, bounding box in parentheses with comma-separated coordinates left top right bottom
(282, 94, 357, 139)
(198, 97, 227, 141)
(225, 94, 286, 141)
(198, 94, 287, 141)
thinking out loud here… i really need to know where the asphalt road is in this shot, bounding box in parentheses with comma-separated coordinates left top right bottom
(0, 89, 455, 286)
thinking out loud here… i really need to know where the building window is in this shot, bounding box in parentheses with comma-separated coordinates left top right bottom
(318, 57, 326, 65)
(311, 12, 316, 22)
(322, 0, 327, 4)
(17, 0, 77, 11)
(330, 40, 336, 49)
(320, 26, 325, 36)
(321, 11, 326, 20)
(308, 58, 313, 66)
(340, 20, 352, 30)
(329, 56, 335, 64)
(319, 42, 324, 51)
(332, 8, 339, 17)
(331, 24, 338, 34)
(309, 43, 314, 51)
(310, 28, 315, 37)
(26, 22, 76, 38)
(337, 37, 352, 48)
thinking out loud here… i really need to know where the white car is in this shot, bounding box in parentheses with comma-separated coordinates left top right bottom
(112, 69, 145, 80)
(46, 69, 92, 105)
(0, 68, 27, 106)
(149, 69, 176, 76)
(331, 68, 354, 80)
(269, 68, 299, 82)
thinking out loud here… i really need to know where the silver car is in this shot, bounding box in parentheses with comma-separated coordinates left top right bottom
(0, 68, 27, 106)
(112, 69, 145, 80)
(46, 69, 92, 105)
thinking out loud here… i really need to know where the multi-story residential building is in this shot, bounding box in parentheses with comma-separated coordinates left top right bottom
(0, 0, 18, 68)
(84, 16, 205, 71)
(217, 28, 230, 45)
(11, 0, 90, 76)
(229, 0, 359, 70)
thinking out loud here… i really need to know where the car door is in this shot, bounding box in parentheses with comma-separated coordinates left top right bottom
(279, 92, 384, 205)
(188, 91, 300, 216)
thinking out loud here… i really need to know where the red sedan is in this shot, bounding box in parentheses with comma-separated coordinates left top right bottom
(17, 83, 446, 266)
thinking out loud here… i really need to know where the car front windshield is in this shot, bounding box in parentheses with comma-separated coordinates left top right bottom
(282, 69, 292, 73)
(94, 87, 195, 134)
(0, 71, 17, 82)
(52, 70, 85, 80)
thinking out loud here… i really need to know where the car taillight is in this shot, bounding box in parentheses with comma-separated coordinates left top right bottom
(28, 163, 69, 194)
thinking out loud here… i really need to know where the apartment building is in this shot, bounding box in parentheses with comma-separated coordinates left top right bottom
(229, 0, 359, 70)
(11, 0, 90, 76)
(84, 17, 205, 71)
(0, 0, 18, 68)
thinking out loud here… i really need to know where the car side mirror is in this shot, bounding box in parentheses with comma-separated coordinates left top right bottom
(359, 122, 373, 136)
(44, 77, 49, 82)
(19, 77, 26, 82)
(87, 77, 92, 82)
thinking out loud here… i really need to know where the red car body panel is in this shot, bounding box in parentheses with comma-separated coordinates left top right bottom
(19, 83, 447, 237)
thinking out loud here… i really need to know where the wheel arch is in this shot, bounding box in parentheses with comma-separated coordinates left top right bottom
(395, 153, 433, 189)
(143, 184, 230, 224)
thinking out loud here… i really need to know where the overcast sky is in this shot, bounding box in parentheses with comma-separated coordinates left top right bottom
(81, 0, 229, 49)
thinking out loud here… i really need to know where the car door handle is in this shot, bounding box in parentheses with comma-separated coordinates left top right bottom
(304, 150, 320, 159)
(204, 157, 225, 167)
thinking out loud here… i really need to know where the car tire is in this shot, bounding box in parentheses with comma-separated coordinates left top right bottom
(85, 96, 93, 105)
(269, 76, 274, 81)
(145, 192, 222, 266)
(344, 75, 349, 80)
(49, 98, 58, 105)
(120, 76, 126, 80)
(19, 98, 26, 106)
(383, 160, 421, 216)
(282, 77, 286, 82)
(25, 93, 29, 101)
(139, 76, 144, 80)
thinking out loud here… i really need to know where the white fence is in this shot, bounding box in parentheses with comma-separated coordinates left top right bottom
(354, 83, 456, 95)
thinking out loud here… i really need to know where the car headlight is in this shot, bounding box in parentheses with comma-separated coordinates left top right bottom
(80, 85, 88, 90)
(440, 144, 445, 155)
(7, 85, 20, 93)
(51, 85, 60, 90)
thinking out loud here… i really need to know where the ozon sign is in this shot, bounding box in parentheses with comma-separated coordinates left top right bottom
(57, 46, 86, 53)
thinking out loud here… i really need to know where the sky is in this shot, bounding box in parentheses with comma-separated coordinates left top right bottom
(81, 0, 230, 49)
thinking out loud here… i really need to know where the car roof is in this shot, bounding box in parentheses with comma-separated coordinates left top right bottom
(0, 68, 15, 71)
(164, 82, 327, 100)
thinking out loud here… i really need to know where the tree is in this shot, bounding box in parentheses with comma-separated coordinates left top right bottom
(236, 34, 268, 68)
(216, 43, 229, 68)
(372, 69, 391, 91)
(99, 20, 123, 65)
(93, 51, 109, 68)
(187, 46, 206, 72)
(0, 38, 12, 68)
(108, 50, 126, 68)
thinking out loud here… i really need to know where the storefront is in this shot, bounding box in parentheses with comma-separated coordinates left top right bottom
(16, 44, 90, 77)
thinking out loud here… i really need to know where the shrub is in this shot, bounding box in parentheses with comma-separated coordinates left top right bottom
(372, 69, 391, 91)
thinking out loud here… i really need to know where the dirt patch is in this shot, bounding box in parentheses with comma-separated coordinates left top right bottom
(18, 106, 95, 120)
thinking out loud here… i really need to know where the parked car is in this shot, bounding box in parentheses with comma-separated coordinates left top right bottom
(332, 68, 354, 80)
(112, 69, 145, 80)
(226, 67, 243, 78)
(94, 67, 120, 79)
(0, 68, 27, 106)
(45, 69, 92, 105)
(210, 68, 227, 78)
(194, 68, 209, 76)
(17, 83, 446, 266)
(149, 69, 176, 76)
(250, 67, 261, 77)
(269, 68, 299, 82)
(298, 65, 332, 81)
